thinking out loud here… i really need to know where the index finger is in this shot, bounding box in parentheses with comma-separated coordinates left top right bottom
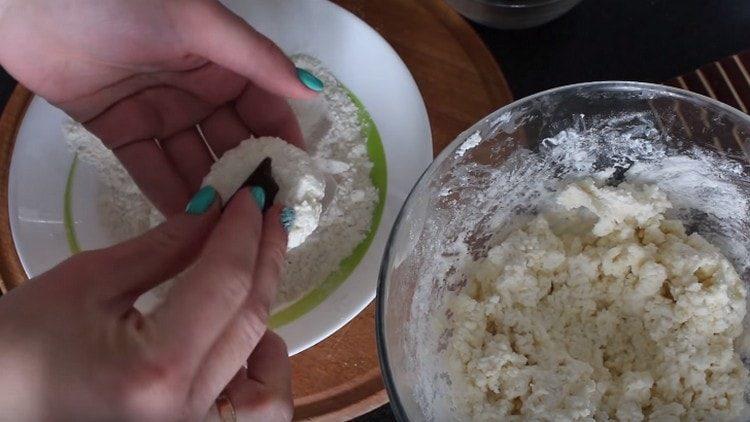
(150, 185, 263, 367)
(186, 205, 289, 408)
(234, 83, 305, 149)
(174, 0, 316, 100)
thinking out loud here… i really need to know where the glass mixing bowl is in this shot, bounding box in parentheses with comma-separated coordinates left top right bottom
(376, 82, 750, 420)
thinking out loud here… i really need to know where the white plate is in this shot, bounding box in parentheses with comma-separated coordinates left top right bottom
(8, 0, 431, 355)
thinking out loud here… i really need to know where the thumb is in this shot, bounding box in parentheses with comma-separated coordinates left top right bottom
(174, 1, 317, 99)
(69, 202, 221, 309)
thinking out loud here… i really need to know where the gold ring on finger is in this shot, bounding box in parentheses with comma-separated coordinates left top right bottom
(216, 392, 237, 422)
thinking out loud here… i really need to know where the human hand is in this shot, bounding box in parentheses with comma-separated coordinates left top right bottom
(0, 0, 322, 215)
(0, 187, 293, 421)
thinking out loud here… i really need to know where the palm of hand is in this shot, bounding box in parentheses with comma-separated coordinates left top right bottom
(0, 0, 312, 214)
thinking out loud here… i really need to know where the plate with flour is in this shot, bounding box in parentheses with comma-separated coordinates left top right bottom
(7, 0, 431, 355)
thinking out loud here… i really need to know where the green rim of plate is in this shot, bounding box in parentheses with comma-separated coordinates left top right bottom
(268, 88, 387, 327)
(62, 86, 387, 328)
(64, 156, 81, 254)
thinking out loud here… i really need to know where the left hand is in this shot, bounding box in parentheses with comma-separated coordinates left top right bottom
(0, 0, 317, 215)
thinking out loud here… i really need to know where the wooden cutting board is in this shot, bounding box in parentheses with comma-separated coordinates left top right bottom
(0, 0, 513, 420)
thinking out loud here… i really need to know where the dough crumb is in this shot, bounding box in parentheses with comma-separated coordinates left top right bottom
(447, 179, 748, 421)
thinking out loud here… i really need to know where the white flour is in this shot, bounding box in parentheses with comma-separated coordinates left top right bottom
(401, 111, 750, 419)
(64, 123, 164, 240)
(201, 136, 326, 249)
(64, 54, 378, 309)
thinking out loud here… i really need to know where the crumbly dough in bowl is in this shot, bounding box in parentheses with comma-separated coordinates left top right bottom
(447, 179, 747, 421)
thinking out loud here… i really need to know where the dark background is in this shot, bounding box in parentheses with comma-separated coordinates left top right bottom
(0, 0, 747, 421)
(478, 0, 750, 99)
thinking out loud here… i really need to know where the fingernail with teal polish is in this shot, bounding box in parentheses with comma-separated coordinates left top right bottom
(249, 186, 266, 210)
(185, 185, 217, 215)
(296, 67, 324, 92)
(281, 207, 296, 232)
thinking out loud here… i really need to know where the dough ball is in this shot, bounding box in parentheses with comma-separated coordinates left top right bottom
(201, 137, 326, 248)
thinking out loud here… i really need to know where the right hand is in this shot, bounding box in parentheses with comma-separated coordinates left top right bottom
(0, 0, 320, 215)
(0, 187, 293, 421)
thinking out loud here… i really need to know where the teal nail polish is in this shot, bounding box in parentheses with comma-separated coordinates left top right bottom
(185, 186, 217, 215)
(296, 67, 324, 92)
(250, 186, 266, 210)
(281, 207, 296, 232)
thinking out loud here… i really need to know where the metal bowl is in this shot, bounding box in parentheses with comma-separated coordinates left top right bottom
(445, 0, 583, 29)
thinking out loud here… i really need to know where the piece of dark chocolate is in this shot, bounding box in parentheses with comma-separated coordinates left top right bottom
(242, 157, 279, 212)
